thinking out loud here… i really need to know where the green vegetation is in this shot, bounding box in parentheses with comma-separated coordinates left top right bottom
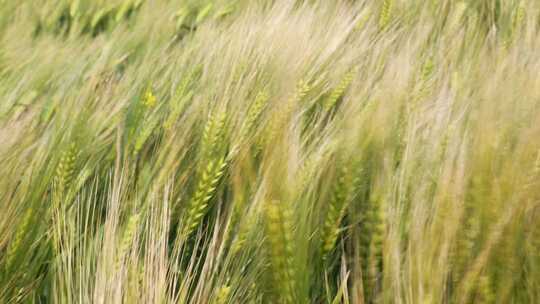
(0, 0, 539, 303)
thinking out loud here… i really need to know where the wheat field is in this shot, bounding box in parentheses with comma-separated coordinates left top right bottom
(0, 0, 539, 303)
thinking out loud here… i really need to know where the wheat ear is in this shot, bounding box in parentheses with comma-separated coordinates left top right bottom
(265, 200, 296, 304)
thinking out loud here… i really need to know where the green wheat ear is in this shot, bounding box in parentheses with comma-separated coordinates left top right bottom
(504, 3, 526, 48)
(133, 118, 158, 156)
(180, 156, 227, 239)
(414, 56, 436, 102)
(116, 212, 141, 269)
(293, 79, 311, 104)
(179, 110, 228, 239)
(512, 4, 526, 35)
(379, 0, 392, 30)
(213, 285, 231, 304)
(454, 209, 480, 282)
(201, 111, 227, 159)
(358, 190, 385, 301)
(323, 70, 355, 112)
(69, 0, 80, 18)
(420, 57, 434, 83)
(5, 209, 34, 270)
(475, 275, 495, 304)
(355, 7, 371, 31)
(265, 200, 297, 304)
(230, 214, 254, 255)
(368, 194, 384, 273)
(164, 76, 194, 130)
(260, 79, 309, 150)
(321, 166, 352, 256)
(447, 2, 467, 34)
(53, 142, 78, 204)
(115, 0, 143, 23)
(239, 89, 269, 141)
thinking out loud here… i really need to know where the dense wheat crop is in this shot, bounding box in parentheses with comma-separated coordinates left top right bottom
(0, 0, 539, 303)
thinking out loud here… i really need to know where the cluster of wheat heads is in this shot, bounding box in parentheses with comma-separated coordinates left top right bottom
(0, 0, 539, 303)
